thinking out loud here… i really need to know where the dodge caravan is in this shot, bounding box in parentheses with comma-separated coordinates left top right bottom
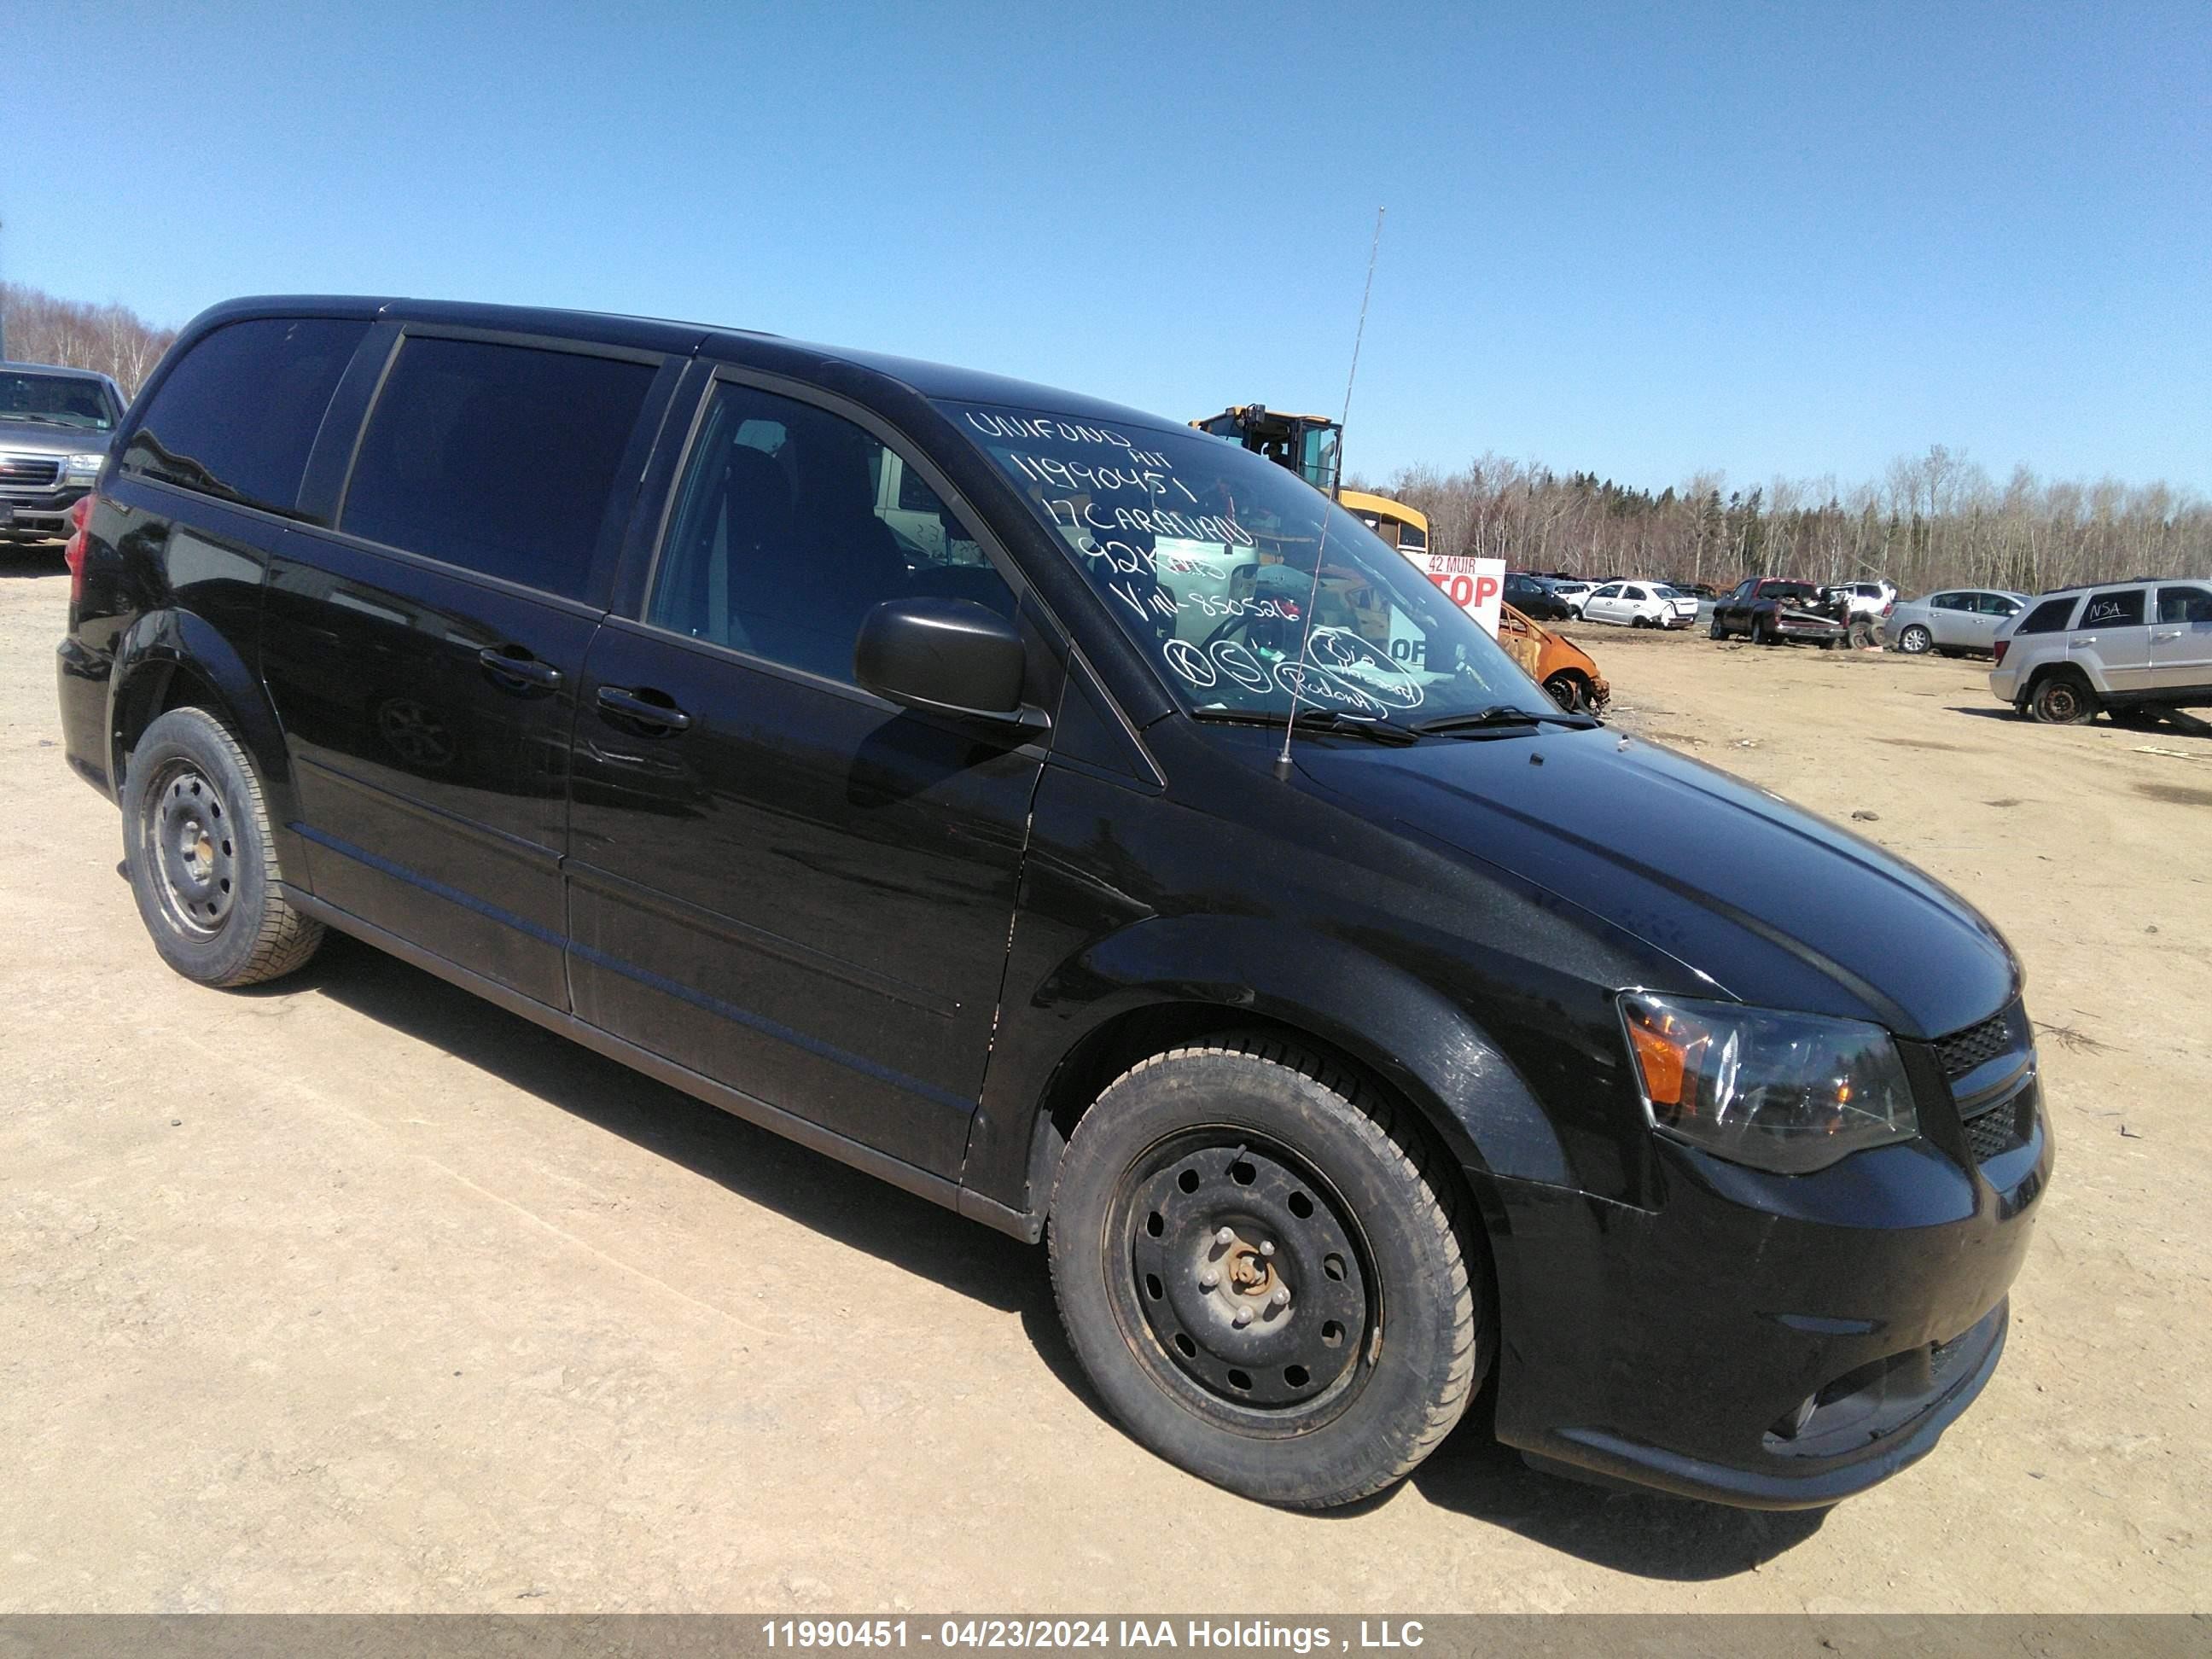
(57, 297, 2049, 1510)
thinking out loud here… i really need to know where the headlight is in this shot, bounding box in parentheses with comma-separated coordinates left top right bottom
(1619, 992, 1918, 1173)
(62, 452, 105, 484)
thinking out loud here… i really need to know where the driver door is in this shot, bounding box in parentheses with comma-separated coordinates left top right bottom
(565, 375, 1054, 1178)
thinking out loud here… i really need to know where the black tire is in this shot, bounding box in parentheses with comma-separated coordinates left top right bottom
(1543, 672, 1591, 714)
(1047, 1039, 1484, 1510)
(1896, 624, 1933, 655)
(2028, 672, 2097, 725)
(122, 707, 324, 987)
(1751, 614, 1775, 645)
(1708, 616, 1729, 640)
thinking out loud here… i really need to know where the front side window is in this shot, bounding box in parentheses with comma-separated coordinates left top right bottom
(649, 382, 1012, 684)
(1976, 593, 2021, 615)
(2017, 597, 2078, 635)
(1930, 593, 1965, 611)
(0, 371, 115, 430)
(946, 401, 1554, 724)
(2077, 589, 2146, 629)
(340, 335, 655, 599)
(123, 317, 368, 515)
(2157, 585, 2212, 624)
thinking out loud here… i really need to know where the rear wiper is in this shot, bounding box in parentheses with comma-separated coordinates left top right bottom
(1190, 707, 1418, 745)
(1411, 704, 1598, 735)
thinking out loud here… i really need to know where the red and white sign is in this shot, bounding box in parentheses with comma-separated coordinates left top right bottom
(1422, 553, 1507, 637)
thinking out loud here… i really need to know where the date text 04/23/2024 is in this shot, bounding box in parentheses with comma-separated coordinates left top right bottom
(761, 1622, 1426, 1652)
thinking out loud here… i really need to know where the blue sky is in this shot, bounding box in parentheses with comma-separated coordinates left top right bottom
(5, 1, 2206, 492)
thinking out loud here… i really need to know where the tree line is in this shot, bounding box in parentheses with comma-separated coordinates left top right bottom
(1, 282, 177, 399)
(1360, 444, 2211, 597)
(6, 279, 2204, 597)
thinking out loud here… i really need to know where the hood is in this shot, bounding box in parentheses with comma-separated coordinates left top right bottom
(1294, 727, 2016, 1039)
(0, 416, 108, 457)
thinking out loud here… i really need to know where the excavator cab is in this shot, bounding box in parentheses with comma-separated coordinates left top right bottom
(1191, 405, 1343, 495)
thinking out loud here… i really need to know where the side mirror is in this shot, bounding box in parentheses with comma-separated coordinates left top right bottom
(854, 597, 1049, 732)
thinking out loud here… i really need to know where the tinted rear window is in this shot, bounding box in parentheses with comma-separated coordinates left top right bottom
(2017, 597, 2077, 634)
(122, 317, 368, 515)
(339, 336, 655, 599)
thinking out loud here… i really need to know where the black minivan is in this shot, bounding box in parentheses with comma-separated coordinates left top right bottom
(57, 296, 2049, 1511)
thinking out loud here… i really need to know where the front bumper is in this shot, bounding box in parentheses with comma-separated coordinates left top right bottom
(1484, 1069, 2050, 1508)
(1, 480, 90, 538)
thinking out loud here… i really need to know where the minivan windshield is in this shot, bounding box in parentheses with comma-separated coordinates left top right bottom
(944, 401, 1556, 726)
(0, 371, 115, 430)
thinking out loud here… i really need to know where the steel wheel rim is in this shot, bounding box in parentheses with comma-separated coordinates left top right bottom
(1109, 1128, 1378, 1435)
(148, 760, 237, 938)
(2042, 683, 2081, 720)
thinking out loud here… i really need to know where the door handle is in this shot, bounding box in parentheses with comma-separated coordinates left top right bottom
(479, 646, 562, 690)
(2152, 629, 2181, 642)
(597, 685, 692, 732)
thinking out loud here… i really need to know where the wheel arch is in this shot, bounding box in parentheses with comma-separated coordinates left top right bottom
(109, 608, 302, 845)
(969, 917, 1574, 1254)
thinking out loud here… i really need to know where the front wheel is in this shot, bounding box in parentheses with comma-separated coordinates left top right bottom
(1543, 672, 1592, 714)
(1048, 1039, 1484, 1510)
(123, 707, 325, 987)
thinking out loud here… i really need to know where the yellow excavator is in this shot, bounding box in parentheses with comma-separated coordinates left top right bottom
(1190, 405, 1606, 713)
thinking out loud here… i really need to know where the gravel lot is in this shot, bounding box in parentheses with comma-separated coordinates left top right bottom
(3, 552, 2206, 1613)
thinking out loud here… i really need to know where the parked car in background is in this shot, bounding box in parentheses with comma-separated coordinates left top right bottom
(1708, 578, 1849, 647)
(57, 292, 2048, 1514)
(1, 361, 125, 546)
(1827, 580, 1899, 622)
(1578, 579, 1694, 629)
(1885, 590, 2028, 657)
(1504, 572, 1571, 620)
(1991, 578, 2212, 724)
(1546, 578, 1593, 615)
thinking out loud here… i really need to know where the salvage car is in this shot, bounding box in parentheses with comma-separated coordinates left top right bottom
(1886, 589, 2029, 657)
(1578, 579, 1695, 629)
(58, 295, 2049, 1511)
(1990, 579, 2212, 723)
(1708, 577, 1850, 646)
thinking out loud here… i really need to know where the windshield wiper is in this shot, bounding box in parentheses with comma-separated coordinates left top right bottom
(1, 412, 72, 427)
(1190, 707, 1418, 745)
(1411, 704, 1598, 735)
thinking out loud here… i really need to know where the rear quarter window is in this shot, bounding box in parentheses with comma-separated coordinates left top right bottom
(2016, 597, 2078, 634)
(121, 317, 370, 516)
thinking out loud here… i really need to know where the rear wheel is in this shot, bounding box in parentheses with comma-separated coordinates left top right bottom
(1896, 624, 1933, 655)
(1708, 616, 1729, 640)
(1048, 1039, 1484, 1509)
(1752, 615, 1775, 645)
(122, 707, 324, 987)
(2029, 672, 2097, 725)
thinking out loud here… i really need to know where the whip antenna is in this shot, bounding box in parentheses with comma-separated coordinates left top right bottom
(1277, 206, 1386, 777)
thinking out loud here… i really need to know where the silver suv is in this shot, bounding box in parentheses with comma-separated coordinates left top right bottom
(1991, 578, 2212, 724)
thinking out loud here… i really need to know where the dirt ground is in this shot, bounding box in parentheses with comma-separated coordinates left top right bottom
(2, 550, 2206, 1614)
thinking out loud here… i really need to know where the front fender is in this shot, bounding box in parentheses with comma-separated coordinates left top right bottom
(964, 911, 1572, 1236)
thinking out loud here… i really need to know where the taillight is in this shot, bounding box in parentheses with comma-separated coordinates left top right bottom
(1882, 600, 1895, 615)
(1993, 641, 2009, 666)
(63, 495, 95, 608)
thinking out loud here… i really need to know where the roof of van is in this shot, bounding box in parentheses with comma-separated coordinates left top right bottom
(190, 294, 1195, 439)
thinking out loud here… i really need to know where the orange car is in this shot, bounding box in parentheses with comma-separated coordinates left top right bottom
(1498, 603, 1610, 713)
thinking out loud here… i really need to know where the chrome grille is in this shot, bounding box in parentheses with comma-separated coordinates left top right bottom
(0, 453, 63, 489)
